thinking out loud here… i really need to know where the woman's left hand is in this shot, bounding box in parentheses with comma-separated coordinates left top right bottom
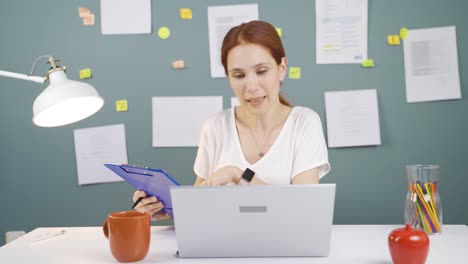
(200, 166, 242, 186)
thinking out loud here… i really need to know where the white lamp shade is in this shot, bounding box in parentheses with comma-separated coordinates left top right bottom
(32, 71, 104, 127)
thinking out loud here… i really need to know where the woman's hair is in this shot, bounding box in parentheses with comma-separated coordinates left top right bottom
(221, 20, 292, 107)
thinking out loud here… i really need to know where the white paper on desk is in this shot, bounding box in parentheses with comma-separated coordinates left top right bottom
(403, 26, 461, 103)
(100, 0, 151, 35)
(74, 124, 128, 185)
(325, 89, 381, 148)
(152, 96, 223, 147)
(316, 0, 367, 64)
(208, 4, 259, 78)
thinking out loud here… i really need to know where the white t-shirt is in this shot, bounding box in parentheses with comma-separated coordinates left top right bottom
(194, 106, 330, 184)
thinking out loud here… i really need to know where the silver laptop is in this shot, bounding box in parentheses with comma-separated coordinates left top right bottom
(169, 184, 336, 258)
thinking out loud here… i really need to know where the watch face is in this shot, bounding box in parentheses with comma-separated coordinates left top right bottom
(242, 168, 255, 182)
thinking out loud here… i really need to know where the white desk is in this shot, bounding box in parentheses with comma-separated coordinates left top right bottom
(0, 225, 467, 263)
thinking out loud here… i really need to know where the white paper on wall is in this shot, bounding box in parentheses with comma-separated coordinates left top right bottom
(152, 96, 223, 147)
(74, 124, 128, 185)
(403, 26, 461, 103)
(325, 89, 381, 148)
(208, 4, 259, 78)
(316, 0, 368, 64)
(101, 0, 151, 35)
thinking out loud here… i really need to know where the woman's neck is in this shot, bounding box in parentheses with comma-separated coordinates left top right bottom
(235, 103, 290, 132)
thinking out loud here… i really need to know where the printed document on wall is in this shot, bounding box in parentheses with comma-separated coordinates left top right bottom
(403, 26, 461, 103)
(152, 96, 223, 147)
(316, 0, 368, 64)
(208, 4, 258, 78)
(325, 89, 381, 148)
(101, 0, 151, 34)
(74, 124, 128, 185)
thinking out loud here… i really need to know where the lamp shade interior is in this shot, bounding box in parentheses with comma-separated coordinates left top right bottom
(32, 71, 104, 127)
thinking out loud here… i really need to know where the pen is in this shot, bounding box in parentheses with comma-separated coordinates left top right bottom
(131, 196, 144, 209)
(31, 230, 66, 243)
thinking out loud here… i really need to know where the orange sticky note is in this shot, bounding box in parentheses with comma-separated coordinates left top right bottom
(289, 67, 301, 79)
(115, 100, 128, 112)
(172, 60, 185, 69)
(78, 7, 91, 18)
(79, 68, 92, 79)
(180, 8, 192, 19)
(83, 14, 95, 26)
(387, 35, 400, 45)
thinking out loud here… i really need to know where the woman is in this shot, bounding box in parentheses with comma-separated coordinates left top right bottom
(134, 20, 330, 220)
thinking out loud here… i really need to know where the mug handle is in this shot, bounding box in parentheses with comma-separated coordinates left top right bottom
(102, 218, 109, 239)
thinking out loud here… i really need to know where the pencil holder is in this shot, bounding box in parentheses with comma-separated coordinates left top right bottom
(404, 165, 442, 235)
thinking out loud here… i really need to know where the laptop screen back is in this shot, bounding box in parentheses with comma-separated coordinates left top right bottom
(170, 184, 336, 258)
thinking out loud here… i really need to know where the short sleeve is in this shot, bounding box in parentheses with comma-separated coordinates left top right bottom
(291, 110, 330, 180)
(193, 119, 214, 179)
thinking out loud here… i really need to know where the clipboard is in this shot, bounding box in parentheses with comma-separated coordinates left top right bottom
(104, 163, 180, 218)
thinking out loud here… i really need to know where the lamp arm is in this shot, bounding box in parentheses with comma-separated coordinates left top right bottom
(0, 70, 46, 83)
(0, 54, 54, 84)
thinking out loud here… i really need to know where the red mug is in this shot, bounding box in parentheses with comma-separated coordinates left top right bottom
(103, 211, 151, 263)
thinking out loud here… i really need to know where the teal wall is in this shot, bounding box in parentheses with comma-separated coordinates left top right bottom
(1, 0, 467, 246)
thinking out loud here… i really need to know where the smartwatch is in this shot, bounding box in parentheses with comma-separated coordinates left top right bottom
(240, 168, 255, 185)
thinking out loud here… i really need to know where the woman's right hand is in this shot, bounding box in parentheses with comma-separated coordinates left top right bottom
(132, 190, 171, 221)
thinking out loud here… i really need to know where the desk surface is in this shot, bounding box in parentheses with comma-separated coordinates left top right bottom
(0, 225, 467, 263)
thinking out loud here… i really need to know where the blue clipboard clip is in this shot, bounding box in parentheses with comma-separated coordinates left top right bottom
(104, 163, 181, 218)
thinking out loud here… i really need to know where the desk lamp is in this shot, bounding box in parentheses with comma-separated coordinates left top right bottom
(0, 55, 104, 127)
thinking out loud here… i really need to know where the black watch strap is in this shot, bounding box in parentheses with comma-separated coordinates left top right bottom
(241, 168, 255, 183)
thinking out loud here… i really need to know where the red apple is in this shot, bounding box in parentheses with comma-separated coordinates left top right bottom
(388, 225, 430, 264)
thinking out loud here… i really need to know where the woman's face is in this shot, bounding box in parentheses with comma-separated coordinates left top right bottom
(226, 43, 287, 114)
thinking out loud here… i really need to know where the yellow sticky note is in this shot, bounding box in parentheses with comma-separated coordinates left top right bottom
(387, 35, 400, 45)
(79, 68, 92, 79)
(158, 27, 170, 39)
(115, 100, 128, 112)
(180, 8, 192, 19)
(361, 59, 375, 68)
(289, 67, 301, 79)
(399, 27, 409, 40)
(275, 27, 282, 38)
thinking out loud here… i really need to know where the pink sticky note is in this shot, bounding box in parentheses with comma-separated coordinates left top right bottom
(172, 60, 185, 69)
(83, 14, 95, 26)
(78, 7, 91, 18)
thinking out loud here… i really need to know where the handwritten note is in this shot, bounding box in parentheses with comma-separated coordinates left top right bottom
(361, 59, 374, 68)
(387, 35, 400, 45)
(180, 8, 192, 19)
(115, 100, 128, 112)
(172, 60, 185, 69)
(79, 68, 92, 79)
(289, 67, 301, 79)
(83, 14, 95, 26)
(78, 7, 91, 18)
